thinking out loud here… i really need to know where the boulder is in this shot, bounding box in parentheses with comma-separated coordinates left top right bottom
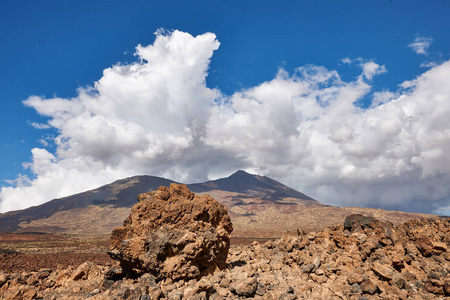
(108, 184, 233, 281)
(344, 214, 388, 232)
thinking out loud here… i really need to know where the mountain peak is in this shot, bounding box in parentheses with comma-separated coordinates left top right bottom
(0, 171, 436, 238)
(0, 171, 317, 235)
(189, 170, 316, 202)
(229, 170, 254, 177)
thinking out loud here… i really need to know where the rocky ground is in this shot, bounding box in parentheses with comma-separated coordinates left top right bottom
(0, 235, 266, 275)
(1, 217, 449, 299)
(0, 233, 114, 274)
(0, 252, 114, 274)
(1, 185, 449, 299)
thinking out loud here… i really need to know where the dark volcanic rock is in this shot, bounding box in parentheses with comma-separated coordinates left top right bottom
(108, 184, 233, 281)
(344, 213, 392, 232)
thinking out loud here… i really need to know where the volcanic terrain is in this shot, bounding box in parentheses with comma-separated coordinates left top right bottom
(0, 170, 434, 239)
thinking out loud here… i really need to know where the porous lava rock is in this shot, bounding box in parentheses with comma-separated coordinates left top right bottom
(108, 183, 233, 281)
(344, 213, 391, 232)
(2, 216, 450, 299)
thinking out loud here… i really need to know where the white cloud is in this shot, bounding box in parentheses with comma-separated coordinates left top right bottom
(340, 57, 387, 80)
(408, 36, 433, 55)
(1, 30, 450, 216)
(371, 90, 397, 107)
(206, 59, 450, 214)
(341, 57, 352, 64)
(1, 30, 223, 212)
(420, 61, 438, 68)
(30, 122, 51, 129)
(361, 61, 387, 80)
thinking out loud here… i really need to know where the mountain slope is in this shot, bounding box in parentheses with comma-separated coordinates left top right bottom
(0, 176, 177, 233)
(0, 171, 436, 237)
(190, 170, 316, 202)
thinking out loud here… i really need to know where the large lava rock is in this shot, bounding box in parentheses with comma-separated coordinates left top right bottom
(108, 183, 233, 281)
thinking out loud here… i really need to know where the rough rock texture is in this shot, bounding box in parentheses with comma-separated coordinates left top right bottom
(108, 184, 233, 281)
(344, 213, 388, 231)
(2, 216, 450, 299)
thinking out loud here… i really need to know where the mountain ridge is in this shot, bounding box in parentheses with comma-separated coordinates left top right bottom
(190, 170, 316, 202)
(0, 170, 436, 237)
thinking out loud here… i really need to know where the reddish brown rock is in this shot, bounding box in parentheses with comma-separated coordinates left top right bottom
(1, 212, 449, 299)
(444, 280, 450, 296)
(372, 262, 396, 281)
(432, 240, 447, 254)
(416, 237, 434, 257)
(108, 184, 233, 281)
(360, 278, 378, 295)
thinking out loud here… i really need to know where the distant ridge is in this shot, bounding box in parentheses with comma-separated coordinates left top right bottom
(190, 170, 316, 202)
(0, 170, 436, 237)
(0, 176, 177, 232)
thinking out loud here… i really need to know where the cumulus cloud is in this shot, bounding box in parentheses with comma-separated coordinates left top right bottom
(207, 58, 450, 211)
(1, 30, 450, 216)
(208, 59, 450, 215)
(1, 30, 224, 212)
(408, 36, 433, 55)
(371, 90, 397, 107)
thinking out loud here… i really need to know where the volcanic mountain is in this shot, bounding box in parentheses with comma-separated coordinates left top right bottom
(0, 170, 434, 238)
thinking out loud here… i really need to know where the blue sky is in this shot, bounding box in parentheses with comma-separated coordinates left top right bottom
(1, 0, 450, 214)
